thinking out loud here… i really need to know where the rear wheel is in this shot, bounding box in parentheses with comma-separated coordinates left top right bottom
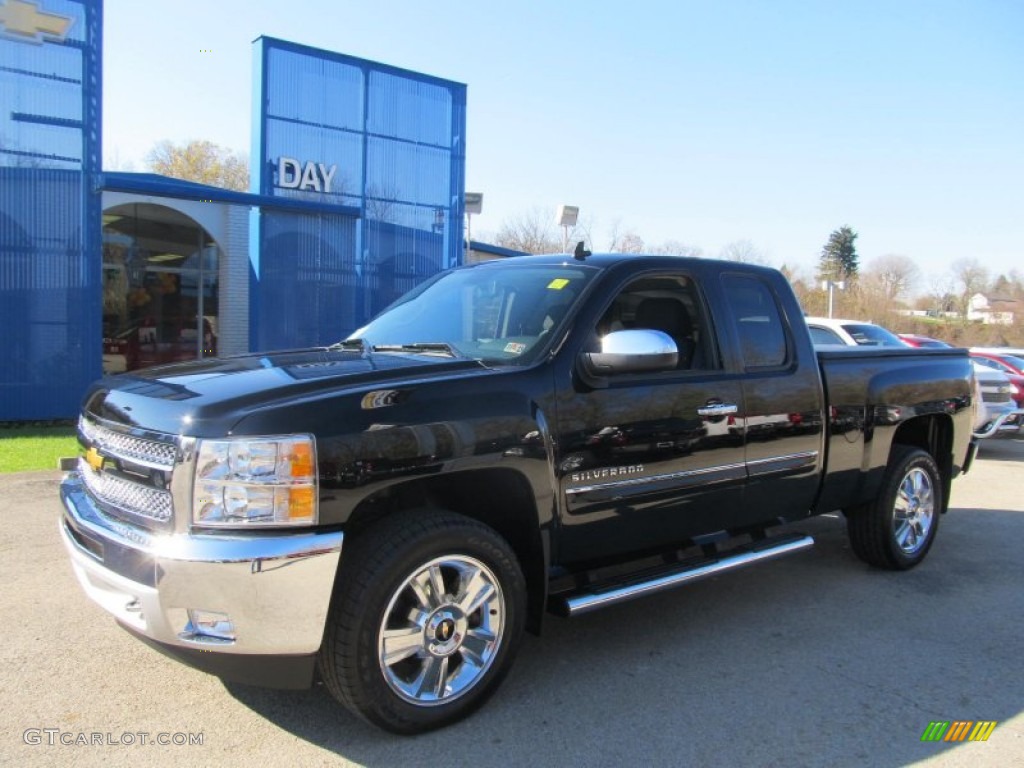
(319, 509, 526, 733)
(846, 445, 942, 570)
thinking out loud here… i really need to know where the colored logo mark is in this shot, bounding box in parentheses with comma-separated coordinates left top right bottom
(921, 721, 997, 742)
(84, 447, 103, 472)
(0, 0, 73, 45)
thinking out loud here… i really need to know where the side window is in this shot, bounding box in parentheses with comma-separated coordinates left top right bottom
(595, 274, 717, 370)
(722, 274, 788, 368)
(809, 325, 843, 345)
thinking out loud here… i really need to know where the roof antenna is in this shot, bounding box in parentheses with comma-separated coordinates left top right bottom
(573, 241, 591, 261)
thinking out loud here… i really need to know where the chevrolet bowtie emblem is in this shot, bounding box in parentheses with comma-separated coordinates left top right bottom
(0, 0, 74, 45)
(85, 446, 103, 472)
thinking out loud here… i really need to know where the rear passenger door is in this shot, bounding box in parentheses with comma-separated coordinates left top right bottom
(719, 273, 824, 524)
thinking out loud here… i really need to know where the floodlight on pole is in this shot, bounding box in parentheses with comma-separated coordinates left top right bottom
(465, 193, 483, 264)
(556, 205, 579, 253)
(821, 279, 845, 318)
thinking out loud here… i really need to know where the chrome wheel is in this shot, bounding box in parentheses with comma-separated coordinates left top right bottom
(892, 467, 935, 555)
(378, 555, 505, 706)
(847, 446, 943, 570)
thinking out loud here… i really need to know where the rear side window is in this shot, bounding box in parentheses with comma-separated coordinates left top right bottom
(840, 323, 905, 347)
(722, 274, 788, 368)
(809, 326, 843, 345)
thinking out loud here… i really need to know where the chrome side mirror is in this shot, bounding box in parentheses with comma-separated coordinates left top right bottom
(581, 329, 678, 376)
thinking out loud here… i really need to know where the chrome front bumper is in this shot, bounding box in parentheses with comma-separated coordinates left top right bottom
(973, 407, 1024, 439)
(60, 472, 344, 658)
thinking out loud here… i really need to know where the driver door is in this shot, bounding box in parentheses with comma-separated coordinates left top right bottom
(552, 273, 748, 565)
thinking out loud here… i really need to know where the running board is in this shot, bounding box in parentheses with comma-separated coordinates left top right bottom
(554, 534, 814, 617)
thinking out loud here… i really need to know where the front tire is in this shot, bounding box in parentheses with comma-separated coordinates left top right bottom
(319, 509, 526, 733)
(846, 445, 942, 570)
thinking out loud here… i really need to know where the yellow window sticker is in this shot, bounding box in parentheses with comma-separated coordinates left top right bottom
(547, 278, 570, 290)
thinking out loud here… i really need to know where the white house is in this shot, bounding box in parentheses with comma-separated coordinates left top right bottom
(968, 293, 1017, 325)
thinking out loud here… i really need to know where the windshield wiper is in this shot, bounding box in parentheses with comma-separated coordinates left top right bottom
(327, 338, 371, 355)
(372, 342, 460, 358)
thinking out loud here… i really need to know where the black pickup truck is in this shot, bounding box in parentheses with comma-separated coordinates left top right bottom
(60, 253, 976, 733)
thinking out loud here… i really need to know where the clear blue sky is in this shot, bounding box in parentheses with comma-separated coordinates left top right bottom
(103, 0, 1023, 285)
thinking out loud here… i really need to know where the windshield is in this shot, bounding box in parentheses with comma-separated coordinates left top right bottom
(350, 263, 598, 364)
(840, 323, 907, 347)
(999, 354, 1024, 371)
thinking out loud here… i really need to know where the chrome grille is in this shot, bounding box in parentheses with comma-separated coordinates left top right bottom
(79, 416, 177, 469)
(79, 458, 173, 524)
(981, 387, 1011, 404)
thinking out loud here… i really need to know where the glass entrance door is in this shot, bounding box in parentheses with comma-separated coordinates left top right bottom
(102, 203, 220, 373)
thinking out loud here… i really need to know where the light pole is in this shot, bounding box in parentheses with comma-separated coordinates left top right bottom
(822, 279, 845, 318)
(556, 204, 579, 253)
(464, 192, 483, 264)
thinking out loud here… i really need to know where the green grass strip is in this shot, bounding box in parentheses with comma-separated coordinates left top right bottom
(0, 425, 79, 473)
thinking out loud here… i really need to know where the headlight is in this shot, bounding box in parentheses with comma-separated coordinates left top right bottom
(193, 435, 317, 527)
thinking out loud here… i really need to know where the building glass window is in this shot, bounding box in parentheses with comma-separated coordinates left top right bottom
(101, 203, 219, 373)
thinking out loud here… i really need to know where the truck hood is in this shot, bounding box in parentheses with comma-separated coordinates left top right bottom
(82, 348, 490, 436)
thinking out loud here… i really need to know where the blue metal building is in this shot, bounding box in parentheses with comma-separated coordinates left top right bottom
(1, 0, 102, 420)
(251, 37, 467, 352)
(0, 1, 471, 421)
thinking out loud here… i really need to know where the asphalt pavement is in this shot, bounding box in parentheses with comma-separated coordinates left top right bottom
(2, 438, 1022, 767)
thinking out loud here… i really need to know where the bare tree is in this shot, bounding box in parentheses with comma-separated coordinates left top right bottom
(649, 240, 703, 257)
(106, 147, 136, 172)
(605, 219, 625, 251)
(147, 139, 249, 191)
(923, 274, 958, 316)
(364, 184, 396, 222)
(495, 207, 563, 254)
(951, 258, 990, 324)
(605, 219, 646, 252)
(865, 254, 920, 302)
(719, 239, 764, 264)
(611, 232, 645, 253)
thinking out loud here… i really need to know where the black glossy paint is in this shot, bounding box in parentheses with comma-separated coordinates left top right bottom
(78, 255, 975, 574)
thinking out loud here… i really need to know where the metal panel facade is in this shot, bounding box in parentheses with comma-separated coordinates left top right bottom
(0, 0, 102, 420)
(251, 37, 466, 350)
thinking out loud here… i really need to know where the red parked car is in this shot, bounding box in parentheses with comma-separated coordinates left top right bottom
(897, 334, 951, 348)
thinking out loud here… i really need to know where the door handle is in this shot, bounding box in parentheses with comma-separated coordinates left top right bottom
(697, 403, 738, 417)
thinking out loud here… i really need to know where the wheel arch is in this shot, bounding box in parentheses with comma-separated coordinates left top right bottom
(889, 414, 954, 512)
(344, 468, 549, 634)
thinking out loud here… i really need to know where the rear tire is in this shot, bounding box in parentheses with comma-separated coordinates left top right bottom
(319, 509, 526, 734)
(846, 445, 942, 570)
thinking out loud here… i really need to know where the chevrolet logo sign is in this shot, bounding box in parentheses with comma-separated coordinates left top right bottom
(84, 447, 104, 472)
(0, 0, 74, 45)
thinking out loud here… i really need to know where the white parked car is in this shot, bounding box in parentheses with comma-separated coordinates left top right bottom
(804, 317, 908, 348)
(804, 317, 1019, 438)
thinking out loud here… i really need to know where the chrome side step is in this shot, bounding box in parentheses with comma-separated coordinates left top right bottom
(556, 534, 814, 617)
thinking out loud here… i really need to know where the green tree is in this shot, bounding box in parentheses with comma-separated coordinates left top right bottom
(146, 139, 249, 191)
(817, 226, 859, 283)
